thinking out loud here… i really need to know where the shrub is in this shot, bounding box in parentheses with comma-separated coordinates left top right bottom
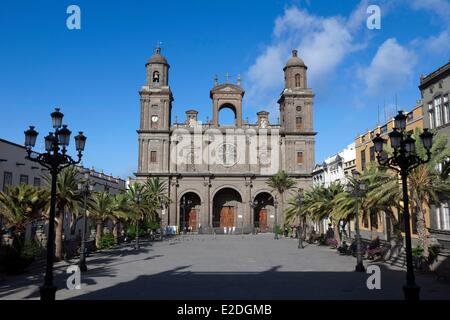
(427, 245, 441, 265)
(412, 246, 424, 258)
(98, 233, 116, 250)
(273, 225, 282, 235)
(0, 241, 43, 275)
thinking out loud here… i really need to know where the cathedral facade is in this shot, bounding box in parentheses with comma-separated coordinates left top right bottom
(135, 47, 316, 233)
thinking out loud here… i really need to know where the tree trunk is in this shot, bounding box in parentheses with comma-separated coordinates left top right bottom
(112, 218, 118, 244)
(55, 212, 64, 261)
(333, 220, 341, 244)
(416, 206, 429, 257)
(96, 220, 103, 248)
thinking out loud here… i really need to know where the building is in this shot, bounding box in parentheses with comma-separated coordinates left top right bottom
(354, 102, 425, 240)
(0, 137, 126, 243)
(312, 143, 355, 233)
(135, 47, 316, 233)
(419, 60, 450, 248)
(0, 138, 47, 191)
(312, 143, 356, 187)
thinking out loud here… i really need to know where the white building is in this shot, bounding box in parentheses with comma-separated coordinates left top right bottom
(313, 143, 356, 188)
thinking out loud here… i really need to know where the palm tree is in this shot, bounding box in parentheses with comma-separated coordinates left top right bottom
(267, 170, 296, 228)
(126, 182, 148, 248)
(43, 166, 81, 260)
(143, 177, 170, 226)
(407, 129, 450, 256)
(88, 191, 114, 248)
(110, 193, 129, 244)
(0, 185, 47, 248)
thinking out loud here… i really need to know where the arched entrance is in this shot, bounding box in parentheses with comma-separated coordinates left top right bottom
(179, 192, 201, 232)
(253, 192, 274, 233)
(212, 188, 242, 228)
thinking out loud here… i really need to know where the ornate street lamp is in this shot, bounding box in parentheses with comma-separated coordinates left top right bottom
(24, 108, 86, 301)
(346, 170, 366, 272)
(77, 172, 95, 272)
(372, 110, 433, 300)
(273, 198, 279, 240)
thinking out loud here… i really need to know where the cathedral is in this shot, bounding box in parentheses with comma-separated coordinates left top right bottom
(135, 46, 316, 233)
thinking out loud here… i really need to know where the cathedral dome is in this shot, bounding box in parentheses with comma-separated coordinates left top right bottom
(147, 47, 168, 65)
(284, 49, 306, 69)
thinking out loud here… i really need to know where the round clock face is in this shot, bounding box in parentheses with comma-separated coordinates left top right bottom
(151, 115, 159, 122)
(217, 143, 237, 167)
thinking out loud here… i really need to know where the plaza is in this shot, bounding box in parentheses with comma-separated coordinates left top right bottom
(1, 234, 450, 300)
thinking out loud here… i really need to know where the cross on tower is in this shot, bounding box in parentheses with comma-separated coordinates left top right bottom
(225, 72, 229, 83)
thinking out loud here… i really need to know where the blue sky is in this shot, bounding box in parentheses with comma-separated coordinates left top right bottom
(0, 0, 449, 178)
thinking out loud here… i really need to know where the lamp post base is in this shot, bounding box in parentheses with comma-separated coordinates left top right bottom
(40, 284, 57, 301)
(355, 262, 365, 272)
(403, 283, 420, 300)
(79, 260, 87, 272)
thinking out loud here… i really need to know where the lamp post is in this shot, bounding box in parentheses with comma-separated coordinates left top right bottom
(134, 192, 142, 250)
(77, 173, 95, 272)
(181, 196, 192, 234)
(249, 200, 258, 234)
(274, 198, 279, 239)
(346, 170, 366, 272)
(372, 110, 433, 301)
(24, 108, 86, 301)
(295, 190, 304, 249)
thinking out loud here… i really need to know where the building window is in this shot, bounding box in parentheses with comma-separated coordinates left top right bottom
(363, 211, 369, 228)
(297, 152, 304, 165)
(361, 150, 366, 171)
(152, 71, 160, 83)
(20, 175, 28, 185)
(407, 112, 413, 123)
(296, 117, 303, 130)
(369, 146, 375, 162)
(438, 203, 450, 230)
(3, 172, 12, 191)
(429, 110, 435, 129)
(150, 151, 157, 163)
(296, 106, 302, 112)
(295, 73, 301, 87)
(370, 210, 378, 229)
(434, 96, 443, 127)
(444, 95, 449, 124)
(33, 177, 41, 187)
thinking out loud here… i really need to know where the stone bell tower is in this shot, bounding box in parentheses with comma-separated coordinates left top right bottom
(137, 45, 173, 174)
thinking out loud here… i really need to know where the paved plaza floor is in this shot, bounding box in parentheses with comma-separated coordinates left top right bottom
(1, 233, 450, 300)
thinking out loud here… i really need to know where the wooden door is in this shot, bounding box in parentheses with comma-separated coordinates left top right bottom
(188, 208, 197, 231)
(259, 209, 268, 232)
(220, 206, 234, 228)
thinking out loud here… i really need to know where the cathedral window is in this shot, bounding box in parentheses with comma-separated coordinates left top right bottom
(153, 71, 160, 83)
(150, 151, 157, 163)
(296, 116, 303, 130)
(295, 73, 301, 87)
(297, 152, 304, 165)
(296, 106, 302, 112)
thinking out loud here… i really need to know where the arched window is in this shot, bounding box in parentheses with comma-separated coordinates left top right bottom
(295, 73, 301, 87)
(153, 71, 160, 83)
(296, 116, 303, 130)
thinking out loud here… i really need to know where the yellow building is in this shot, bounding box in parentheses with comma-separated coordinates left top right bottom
(354, 102, 427, 241)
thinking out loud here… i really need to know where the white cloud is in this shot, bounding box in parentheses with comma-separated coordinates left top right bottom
(360, 38, 417, 96)
(410, 0, 450, 21)
(244, 3, 368, 118)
